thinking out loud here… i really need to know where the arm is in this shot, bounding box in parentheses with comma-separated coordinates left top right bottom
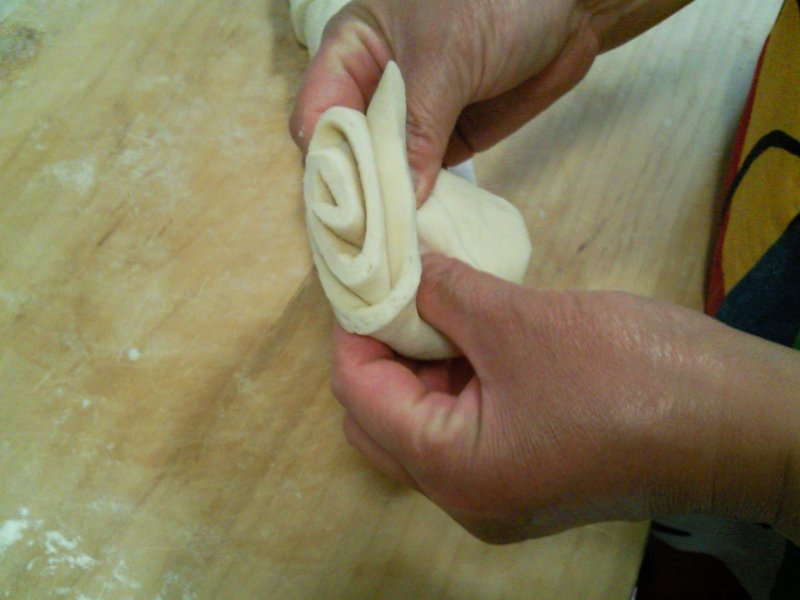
(706, 335, 800, 545)
(332, 255, 800, 544)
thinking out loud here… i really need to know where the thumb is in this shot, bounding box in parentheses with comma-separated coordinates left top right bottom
(416, 254, 517, 359)
(289, 10, 391, 155)
(399, 61, 469, 203)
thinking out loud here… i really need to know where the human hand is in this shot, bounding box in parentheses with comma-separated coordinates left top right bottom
(290, 0, 692, 200)
(333, 254, 800, 543)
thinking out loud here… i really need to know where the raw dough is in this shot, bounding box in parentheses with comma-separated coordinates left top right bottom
(289, 0, 350, 55)
(304, 62, 532, 359)
(290, 1, 531, 359)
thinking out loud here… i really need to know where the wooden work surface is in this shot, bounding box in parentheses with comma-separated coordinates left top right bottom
(0, 0, 782, 598)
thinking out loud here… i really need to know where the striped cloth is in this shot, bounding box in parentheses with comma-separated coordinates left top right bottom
(639, 2, 800, 599)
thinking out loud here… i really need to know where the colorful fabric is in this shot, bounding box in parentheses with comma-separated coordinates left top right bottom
(641, 2, 800, 599)
(707, 0, 800, 349)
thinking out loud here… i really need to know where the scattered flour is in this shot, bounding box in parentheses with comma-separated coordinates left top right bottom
(45, 158, 96, 195)
(0, 506, 36, 557)
(111, 560, 141, 590)
(119, 147, 145, 166)
(0, 518, 29, 557)
(154, 571, 197, 600)
(43, 531, 98, 572)
(0, 286, 27, 314)
(44, 531, 77, 553)
(87, 499, 132, 515)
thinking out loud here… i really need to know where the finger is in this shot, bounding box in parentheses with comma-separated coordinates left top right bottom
(416, 254, 518, 362)
(289, 11, 391, 153)
(331, 325, 427, 458)
(442, 31, 598, 165)
(447, 357, 475, 396)
(402, 68, 468, 202)
(331, 323, 395, 379)
(416, 361, 451, 394)
(288, 6, 466, 204)
(417, 357, 474, 396)
(369, 6, 473, 201)
(333, 326, 481, 476)
(393, 351, 419, 375)
(342, 413, 418, 489)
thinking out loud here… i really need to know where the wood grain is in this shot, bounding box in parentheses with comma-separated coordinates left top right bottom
(0, 0, 782, 598)
(478, 0, 782, 307)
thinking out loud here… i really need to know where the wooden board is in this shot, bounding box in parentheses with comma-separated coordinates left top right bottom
(0, 0, 782, 598)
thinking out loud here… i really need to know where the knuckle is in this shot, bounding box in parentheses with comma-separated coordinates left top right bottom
(407, 421, 449, 471)
(405, 409, 466, 476)
(418, 256, 462, 302)
(405, 111, 446, 172)
(320, 5, 365, 39)
(323, 4, 389, 59)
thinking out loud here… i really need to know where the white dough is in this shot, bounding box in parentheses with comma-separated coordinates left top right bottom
(304, 62, 532, 359)
(289, 0, 350, 55)
(290, 1, 532, 359)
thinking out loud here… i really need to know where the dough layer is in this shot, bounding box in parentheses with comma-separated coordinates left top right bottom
(304, 62, 532, 359)
(289, 0, 349, 55)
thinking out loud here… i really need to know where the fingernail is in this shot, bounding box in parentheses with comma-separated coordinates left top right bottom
(421, 252, 449, 274)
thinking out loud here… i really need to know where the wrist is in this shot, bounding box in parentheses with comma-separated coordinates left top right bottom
(775, 446, 800, 545)
(705, 325, 800, 540)
(642, 315, 800, 543)
(579, 0, 694, 52)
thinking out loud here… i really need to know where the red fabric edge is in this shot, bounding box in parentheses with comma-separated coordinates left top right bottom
(705, 38, 770, 316)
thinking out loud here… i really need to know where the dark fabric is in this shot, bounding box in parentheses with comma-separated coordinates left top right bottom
(636, 534, 751, 600)
(638, 1, 800, 596)
(715, 212, 800, 346)
(771, 542, 800, 600)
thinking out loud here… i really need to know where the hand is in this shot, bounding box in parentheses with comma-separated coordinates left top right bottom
(333, 254, 800, 543)
(290, 0, 692, 200)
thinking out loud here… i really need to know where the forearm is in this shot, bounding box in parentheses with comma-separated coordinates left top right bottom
(580, 0, 695, 52)
(644, 316, 800, 544)
(715, 329, 800, 544)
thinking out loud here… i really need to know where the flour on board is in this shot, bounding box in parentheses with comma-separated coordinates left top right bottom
(45, 158, 96, 195)
(0, 517, 29, 557)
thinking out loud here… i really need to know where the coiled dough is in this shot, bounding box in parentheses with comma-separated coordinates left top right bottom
(304, 61, 532, 359)
(288, 0, 349, 55)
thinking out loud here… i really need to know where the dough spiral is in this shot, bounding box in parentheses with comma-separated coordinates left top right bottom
(289, 0, 349, 55)
(304, 62, 532, 359)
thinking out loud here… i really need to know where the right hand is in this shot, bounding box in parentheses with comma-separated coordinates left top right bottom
(290, 0, 691, 200)
(332, 254, 800, 544)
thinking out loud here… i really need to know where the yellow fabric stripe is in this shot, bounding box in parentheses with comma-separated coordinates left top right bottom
(722, 0, 800, 292)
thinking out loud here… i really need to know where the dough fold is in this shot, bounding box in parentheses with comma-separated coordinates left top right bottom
(289, 0, 350, 55)
(304, 62, 532, 359)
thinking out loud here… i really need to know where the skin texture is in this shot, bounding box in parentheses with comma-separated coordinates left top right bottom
(290, 0, 691, 201)
(291, 0, 597, 201)
(334, 255, 800, 544)
(290, 0, 800, 545)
